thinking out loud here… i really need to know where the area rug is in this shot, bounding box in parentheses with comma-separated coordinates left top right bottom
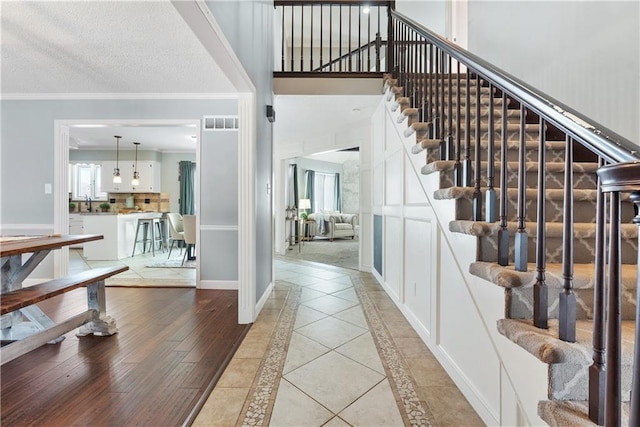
(145, 259, 195, 268)
(283, 238, 359, 270)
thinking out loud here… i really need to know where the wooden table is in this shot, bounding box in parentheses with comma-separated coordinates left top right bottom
(1, 234, 103, 342)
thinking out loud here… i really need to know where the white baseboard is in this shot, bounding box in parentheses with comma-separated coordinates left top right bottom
(255, 281, 274, 316)
(198, 280, 238, 290)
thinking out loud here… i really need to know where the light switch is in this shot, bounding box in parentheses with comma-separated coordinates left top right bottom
(44, 183, 52, 194)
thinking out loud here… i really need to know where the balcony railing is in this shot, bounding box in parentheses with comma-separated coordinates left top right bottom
(273, 0, 391, 76)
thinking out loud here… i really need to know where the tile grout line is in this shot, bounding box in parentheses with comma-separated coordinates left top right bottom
(352, 276, 436, 427)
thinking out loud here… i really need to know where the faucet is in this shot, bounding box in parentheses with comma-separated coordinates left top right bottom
(85, 195, 92, 212)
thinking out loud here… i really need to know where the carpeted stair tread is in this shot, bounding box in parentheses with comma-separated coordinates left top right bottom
(470, 261, 637, 290)
(421, 160, 599, 176)
(497, 318, 635, 366)
(538, 400, 629, 426)
(412, 138, 565, 155)
(449, 219, 637, 240)
(434, 186, 603, 202)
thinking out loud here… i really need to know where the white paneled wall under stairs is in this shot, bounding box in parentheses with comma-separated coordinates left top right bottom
(370, 91, 550, 426)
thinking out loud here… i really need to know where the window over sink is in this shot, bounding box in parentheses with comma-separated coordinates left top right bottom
(69, 163, 107, 200)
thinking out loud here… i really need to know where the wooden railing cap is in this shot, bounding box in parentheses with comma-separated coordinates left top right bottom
(597, 161, 640, 193)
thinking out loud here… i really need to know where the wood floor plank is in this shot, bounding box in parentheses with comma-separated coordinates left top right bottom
(1, 287, 249, 426)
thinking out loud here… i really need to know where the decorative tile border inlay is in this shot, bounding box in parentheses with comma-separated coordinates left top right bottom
(239, 281, 301, 427)
(352, 276, 434, 427)
(238, 259, 434, 427)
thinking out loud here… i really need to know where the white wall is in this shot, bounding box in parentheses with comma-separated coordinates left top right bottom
(396, 0, 448, 37)
(372, 92, 549, 426)
(467, 1, 639, 144)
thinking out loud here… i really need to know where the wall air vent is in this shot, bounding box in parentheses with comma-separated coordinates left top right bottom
(203, 116, 239, 131)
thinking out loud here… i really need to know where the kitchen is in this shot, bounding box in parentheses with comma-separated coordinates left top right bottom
(68, 124, 196, 262)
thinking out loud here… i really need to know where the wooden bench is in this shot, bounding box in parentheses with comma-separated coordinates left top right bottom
(0, 265, 128, 365)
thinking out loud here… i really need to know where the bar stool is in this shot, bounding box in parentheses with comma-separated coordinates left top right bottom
(132, 218, 157, 257)
(153, 218, 167, 253)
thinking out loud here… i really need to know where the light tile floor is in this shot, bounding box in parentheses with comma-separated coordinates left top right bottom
(194, 258, 485, 427)
(68, 247, 196, 285)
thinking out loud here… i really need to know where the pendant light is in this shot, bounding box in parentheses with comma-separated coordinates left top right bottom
(113, 135, 122, 183)
(131, 142, 140, 186)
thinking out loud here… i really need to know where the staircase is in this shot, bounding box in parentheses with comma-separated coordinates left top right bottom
(383, 69, 639, 425)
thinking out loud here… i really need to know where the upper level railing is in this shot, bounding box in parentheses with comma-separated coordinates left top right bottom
(273, 0, 391, 76)
(387, 8, 639, 426)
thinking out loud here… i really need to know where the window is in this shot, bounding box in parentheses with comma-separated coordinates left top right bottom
(313, 173, 337, 212)
(70, 163, 107, 200)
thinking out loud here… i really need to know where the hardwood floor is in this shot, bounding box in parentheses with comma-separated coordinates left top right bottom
(1, 287, 249, 426)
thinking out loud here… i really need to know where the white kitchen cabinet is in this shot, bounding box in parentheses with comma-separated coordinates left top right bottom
(101, 161, 161, 193)
(69, 213, 84, 248)
(132, 161, 161, 192)
(101, 161, 134, 193)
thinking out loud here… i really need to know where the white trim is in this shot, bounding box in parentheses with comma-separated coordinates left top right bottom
(200, 225, 239, 231)
(238, 92, 257, 324)
(199, 280, 238, 290)
(1, 93, 238, 101)
(54, 123, 70, 278)
(255, 281, 274, 315)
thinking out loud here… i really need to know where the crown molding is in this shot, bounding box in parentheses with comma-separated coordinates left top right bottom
(1, 92, 239, 101)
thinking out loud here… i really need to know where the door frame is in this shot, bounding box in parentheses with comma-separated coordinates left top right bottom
(54, 119, 202, 284)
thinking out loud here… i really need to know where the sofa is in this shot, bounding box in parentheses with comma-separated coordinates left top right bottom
(306, 212, 358, 241)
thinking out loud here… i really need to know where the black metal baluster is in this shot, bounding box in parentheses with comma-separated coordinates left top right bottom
(280, 6, 285, 71)
(463, 70, 472, 186)
(434, 48, 441, 145)
(589, 157, 607, 425)
(300, 5, 304, 71)
(376, 5, 381, 72)
(348, 5, 352, 71)
(319, 5, 323, 72)
(559, 135, 576, 342)
(472, 76, 482, 221)
(514, 104, 528, 272)
(446, 55, 454, 160)
(533, 118, 547, 328)
(358, 4, 361, 72)
(310, 5, 313, 71)
(497, 91, 509, 266)
(605, 190, 621, 427)
(339, 5, 342, 72)
(367, 5, 371, 71)
(428, 44, 434, 133)
(486, 83, 496, 222)
(440, 50, 445, 147)
(454, 62, 462, 186)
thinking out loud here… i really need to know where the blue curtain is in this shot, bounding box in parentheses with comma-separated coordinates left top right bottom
(179, 161, 195, 215)
(334, 173, 342, 212)
(305, 170, 315, 212)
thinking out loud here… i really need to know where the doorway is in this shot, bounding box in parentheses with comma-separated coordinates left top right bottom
(54, 119, 201, 284)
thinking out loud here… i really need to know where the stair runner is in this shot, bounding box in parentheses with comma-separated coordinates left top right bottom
(383, 74, 638, 426)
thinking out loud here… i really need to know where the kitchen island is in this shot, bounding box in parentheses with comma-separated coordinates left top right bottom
(82, 212, 163, 260)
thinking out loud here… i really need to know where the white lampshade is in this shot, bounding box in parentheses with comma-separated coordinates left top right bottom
(299, 199, 311, 210)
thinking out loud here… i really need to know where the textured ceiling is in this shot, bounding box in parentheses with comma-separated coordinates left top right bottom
(1, 1, 235, 95)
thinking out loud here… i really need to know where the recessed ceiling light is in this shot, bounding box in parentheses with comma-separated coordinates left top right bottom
(362, 6, 370, 14)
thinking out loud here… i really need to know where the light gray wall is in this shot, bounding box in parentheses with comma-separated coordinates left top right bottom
(0, 98, 237, 284)
(467, 1, 639, 144)
(69, 149, 161, 163)
(396, 0, 447, 37)
(207, 0, 274, 303)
